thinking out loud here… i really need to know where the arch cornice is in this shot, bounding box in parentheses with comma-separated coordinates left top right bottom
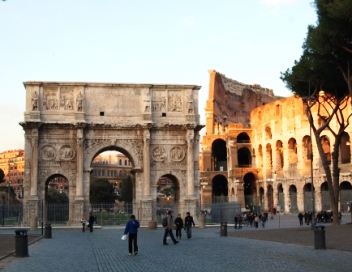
(83, 138, 143, 170)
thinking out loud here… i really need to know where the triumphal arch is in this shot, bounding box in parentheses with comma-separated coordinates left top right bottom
(20, 81, 203, 226)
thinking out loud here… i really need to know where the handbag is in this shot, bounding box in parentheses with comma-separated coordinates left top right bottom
(121, 234, 127, 240)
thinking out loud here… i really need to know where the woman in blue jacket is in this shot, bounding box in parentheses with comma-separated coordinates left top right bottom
(124, 214, 140, 256)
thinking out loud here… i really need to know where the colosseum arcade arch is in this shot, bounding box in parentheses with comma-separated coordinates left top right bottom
(21, 81, 203, 226)
(243, 172, 257, 208)
(211, 139, 227, 171)
(212, 174, 228, 203)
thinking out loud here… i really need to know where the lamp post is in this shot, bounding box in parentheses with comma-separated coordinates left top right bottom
(267, 178, 274, 219)
(2, 195, 5, 226)
(8, 180, 11, 218)
(306, 76, 321, 228)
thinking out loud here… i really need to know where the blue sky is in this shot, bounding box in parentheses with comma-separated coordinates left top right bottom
(0, 0, 317, 153)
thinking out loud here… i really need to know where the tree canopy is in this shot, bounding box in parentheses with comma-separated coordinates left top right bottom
(280, 0, 352, 225)
(117, 175, 133, 203)
(281, 0, 352, 99)
(0, 169, 4, 184)
(47, 187, 69, 204)
(90, 179, 117, 203)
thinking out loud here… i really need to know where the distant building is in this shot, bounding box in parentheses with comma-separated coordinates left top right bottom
(91, 152, 132, 194)
(0, 149, 25, 199)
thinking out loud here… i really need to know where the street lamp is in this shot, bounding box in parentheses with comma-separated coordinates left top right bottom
(8, 180, 11, 218)
(2, 195, 5, 226)
(305, 76, 322, 228)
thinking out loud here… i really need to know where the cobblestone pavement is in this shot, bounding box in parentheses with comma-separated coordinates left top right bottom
(1, 215, 352, 272)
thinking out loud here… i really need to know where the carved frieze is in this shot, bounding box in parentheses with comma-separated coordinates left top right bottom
(84, 139, 111, 154)
(152, 147, 167, 161)
(116, 139, 143, 163)
(59, 145, 75, 161)
(41, 145, 56, 161)
(43, 87, 59, 110)
(151, 146, 186, 162)
(170, 146, 185, 161)
(152, 92, 167, 112)
(60, 87, 74, 110)
(168, 91, 182, 112)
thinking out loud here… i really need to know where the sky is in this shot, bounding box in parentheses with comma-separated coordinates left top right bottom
(0, 0, 318, 153)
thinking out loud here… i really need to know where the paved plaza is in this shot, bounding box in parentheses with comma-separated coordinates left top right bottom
(0, 214, 352, 272)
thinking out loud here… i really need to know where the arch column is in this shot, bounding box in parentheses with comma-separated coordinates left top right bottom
(82, 168, 92, 215)
(30, 130, 39, 198)
(187, 130, 195, 196)
(75, 130, 84, 200)
(143, 129, 151, 197)
(24, 127, 40, 228)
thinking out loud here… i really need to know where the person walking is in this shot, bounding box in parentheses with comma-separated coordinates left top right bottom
(163, 210, 179, 245)
(184, 212, 195, 239)
(81, 215, 87, 232)
(254, 213, 260, 228)
(174, 214, 184, 240)
(124, 214, 140, 256)
(88, 212, 95, 232)
(261, 213, 267, 228)
(234, 214, 238, 229)
(298, 212, 304, 225)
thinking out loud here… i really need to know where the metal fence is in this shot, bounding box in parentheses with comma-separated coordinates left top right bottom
(1, 201, 243, 227)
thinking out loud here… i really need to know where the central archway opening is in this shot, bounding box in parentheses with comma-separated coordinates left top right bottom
(90, 148, 133, 226)
(156, 174, 180, 224)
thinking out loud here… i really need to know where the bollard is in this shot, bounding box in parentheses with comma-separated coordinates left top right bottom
(198, 212, 206, 229)
(314, 225, 326, 249)
(30, 216, 37, 230)
(147, 220, 157, 229)
(220, 222, 227, 236)
(44, 223, 52, 239)
(15, 229, 29, 257)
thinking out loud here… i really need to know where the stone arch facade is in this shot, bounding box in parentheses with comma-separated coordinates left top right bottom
(21, 81, 203, 226)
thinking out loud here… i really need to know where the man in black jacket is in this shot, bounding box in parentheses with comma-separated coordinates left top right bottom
(88, 212, 95, 232)
(184, 212, 195, 239)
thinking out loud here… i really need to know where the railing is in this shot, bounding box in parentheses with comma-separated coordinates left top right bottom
(1, 202, 243, 226)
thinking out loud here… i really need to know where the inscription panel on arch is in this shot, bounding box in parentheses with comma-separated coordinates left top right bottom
(85, 87, 142, 114)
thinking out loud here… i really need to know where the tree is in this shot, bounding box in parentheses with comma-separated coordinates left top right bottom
(90, 179, 117, 203)
(47, 188, 69, 204)
(117, 175, 133, 203)
(0, 169, 4, 184)
(281, 0, 352, 225)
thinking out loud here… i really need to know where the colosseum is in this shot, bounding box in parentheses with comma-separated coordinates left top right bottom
(199, 70, 352, 214)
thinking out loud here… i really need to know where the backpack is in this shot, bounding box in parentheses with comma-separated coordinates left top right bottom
(162, 216, 168, 227)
